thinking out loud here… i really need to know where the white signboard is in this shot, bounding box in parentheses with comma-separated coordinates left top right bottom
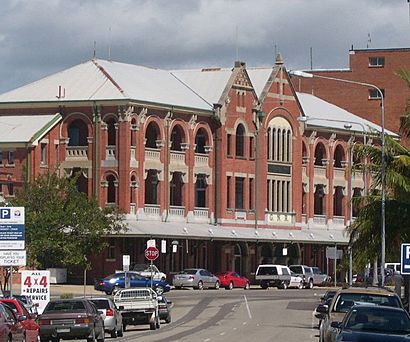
(0, 250, 26, 266)
(147, 239, 156, 248)
(21, 270, 50, 314)
(0, 207, 25, 250)
(326, 247, 343, 260)
(123, 255, 130, 271)
(161, 240, 167, 254)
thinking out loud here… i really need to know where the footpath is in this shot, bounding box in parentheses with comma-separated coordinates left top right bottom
(10, 283, 103, 299)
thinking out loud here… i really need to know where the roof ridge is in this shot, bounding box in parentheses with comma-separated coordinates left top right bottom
(92, 59, 124, 94)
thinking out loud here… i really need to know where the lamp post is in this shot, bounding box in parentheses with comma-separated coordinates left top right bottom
(292, 70, 385, 286)
(297, 115, 368, 286)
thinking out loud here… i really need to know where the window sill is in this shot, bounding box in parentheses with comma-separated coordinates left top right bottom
(40, 163, 48, 168)
(5, 164, 15, 168)
(368, 65, 384, 68)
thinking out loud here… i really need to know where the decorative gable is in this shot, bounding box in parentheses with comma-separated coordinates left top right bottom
(233, 68, 253, 90)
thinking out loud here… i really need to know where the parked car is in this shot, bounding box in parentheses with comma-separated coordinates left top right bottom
(289, 271, 304, 289)
(311, 267, 330, 286)
(173, 268, 220, 290)
(94, 271, 171, 295)
(334, 305, 410, 342)
(0, 303, 24, 342)
(215, 271, 250, 290)
(255, 264, 292, 289)
(132, 264, 167, 281)
(38, 299, 105, 342)
(289, 265, 314, 289)
(89, 297, 123, 338)
(317, 287, 403, 342)
(0, 298, 39, 342)
(157, 296, 172, 323)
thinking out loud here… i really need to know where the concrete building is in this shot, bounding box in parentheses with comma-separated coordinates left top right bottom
(0, 55, 388, 283)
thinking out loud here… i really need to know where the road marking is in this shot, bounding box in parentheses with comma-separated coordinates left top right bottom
(220, 332, 226, 336)
(204, 339, 211, 341)
(243, 295, 252, 319)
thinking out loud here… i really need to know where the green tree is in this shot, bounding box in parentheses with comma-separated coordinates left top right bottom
(348, 68, 410, 270)
(8, 170, 127, 269)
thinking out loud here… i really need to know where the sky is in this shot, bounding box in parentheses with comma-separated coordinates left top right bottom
(1, 0, 409, 94)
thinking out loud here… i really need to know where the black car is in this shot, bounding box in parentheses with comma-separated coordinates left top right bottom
(334, 305, 410, 342)
(157, 296, 172, 323)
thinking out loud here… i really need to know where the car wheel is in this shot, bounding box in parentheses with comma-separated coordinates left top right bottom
(308, 279, 314, 289)
(260, 281, 268, 289)
(175, 286, 182, 290)
(105, 290, 112, 295)
(122, 323, 127, 332)
(86, 328, 96, 342)
(97, 333, 105, 342)
(215, 281, 220, 290)
(156, 316, 161, 329)
(281, 281, 288, 290)
(227, 281, 233, 290)
(197, 280, 204, 290)
(244, 282, 250, 290)
(155, 286, 164, 295)
(117, 324, 124, 337)
(150, 321, 156, 330)
(165, 315, 171, 323)
(298, 281, 303, 289)
(110, 327, 117, 338)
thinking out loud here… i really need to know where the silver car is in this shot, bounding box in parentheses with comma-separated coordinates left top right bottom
(173, 268, 220, 290)
(90, 297, 123, 338)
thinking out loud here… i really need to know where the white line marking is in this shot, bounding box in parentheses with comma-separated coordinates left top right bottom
(244, 295, 252, 319)
(204, 339, 211, 342)
(220, 332, 226, 336)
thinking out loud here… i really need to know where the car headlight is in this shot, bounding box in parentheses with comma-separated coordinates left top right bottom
(109, 279, 117, 284)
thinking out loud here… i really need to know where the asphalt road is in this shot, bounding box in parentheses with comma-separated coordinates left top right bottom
(109, 287, 326, 342)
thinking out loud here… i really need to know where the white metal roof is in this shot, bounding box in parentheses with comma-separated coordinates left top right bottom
(171, 68, 232, 105)
(247, 67, 273, 97)
(122, 220, 349, 244)
(296, 92, 397, 136)
(0, 114, 61, 145)
(0, 59, 213, 111)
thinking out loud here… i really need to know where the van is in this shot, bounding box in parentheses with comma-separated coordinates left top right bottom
(385, 262, 400, 274)
(255, 264, 291, 289)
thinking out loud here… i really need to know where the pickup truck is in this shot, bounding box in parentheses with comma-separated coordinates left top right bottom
(113, 288, 160, 331)
(255, 264, 291, 289)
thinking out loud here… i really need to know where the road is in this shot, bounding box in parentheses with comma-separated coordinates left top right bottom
(110, 287, 325, 342)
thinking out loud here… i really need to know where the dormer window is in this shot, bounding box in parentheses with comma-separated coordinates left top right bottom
(369, 56, 385, 67)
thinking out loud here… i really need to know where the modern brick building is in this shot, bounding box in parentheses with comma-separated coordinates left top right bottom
(291, 47, 410, 136)
(0, 55, 387, 283)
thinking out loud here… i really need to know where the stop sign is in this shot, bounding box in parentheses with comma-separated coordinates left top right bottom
(145, 246, 159, 261)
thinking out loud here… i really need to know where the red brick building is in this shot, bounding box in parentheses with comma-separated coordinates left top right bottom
(291, 47, 410, 135)
(0, 55, 385, 283)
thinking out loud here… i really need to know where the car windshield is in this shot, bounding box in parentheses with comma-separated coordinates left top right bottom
(133, 264, 151, 272)
(90, 300, 110, 309)
(107, 273, 124, 279)
(180, 269, 197, 275)
(44, 301, 86, 312)
(289, 266, 302, 274)
(345, 307, 410, 334)
(257, 267, 277, 275)
(333, 293, 401, 313)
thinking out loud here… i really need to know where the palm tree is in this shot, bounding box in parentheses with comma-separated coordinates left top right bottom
(348, 68, 410, 271)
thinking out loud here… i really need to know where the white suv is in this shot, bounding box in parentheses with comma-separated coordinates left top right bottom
(132, 264, 167, 281)
(255, 264, 292, 289)
(289, 265, 314, 289)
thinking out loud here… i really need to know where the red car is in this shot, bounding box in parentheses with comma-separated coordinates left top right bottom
(215, 272, 250, 290)
(0, 298, 39, 342)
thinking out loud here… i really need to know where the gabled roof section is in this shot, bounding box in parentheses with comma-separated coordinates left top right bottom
(171, 67, 232, 105)
(0, 113, 62, 147)
(296, 92, 397, 136)
(0, 59, 213, 112)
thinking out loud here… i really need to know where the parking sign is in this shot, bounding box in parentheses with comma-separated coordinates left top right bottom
(401, 243, 410, 275)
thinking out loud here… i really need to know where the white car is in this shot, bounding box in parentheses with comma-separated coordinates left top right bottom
(132, 264, 167, 281)
(289, 272, 304, 289)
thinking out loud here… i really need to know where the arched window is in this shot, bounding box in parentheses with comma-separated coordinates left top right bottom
(106, 118, 116, 146)
(195, 174, 207, 207)
(333, 186, 344, 216)
(107, 174, 116, 204)
(314, 143, 326, 166)
(130, 118, 137, 147)
(235, 124, 245, 157)
(334, 145, 345, 168)
(145, 122, 160, 148)
(130, 175, 136, 204)
(68, 119, 88, 146)
(195, 128, 207, 154)
(145, 170, 159, 204)
(170, 125, 184, 151)
(170, 172, 183, 206)
(314, 184, 326, 215)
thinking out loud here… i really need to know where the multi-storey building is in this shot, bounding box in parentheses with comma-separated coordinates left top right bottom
(0, 55, 386, 283)
(291, 47, 410, 135)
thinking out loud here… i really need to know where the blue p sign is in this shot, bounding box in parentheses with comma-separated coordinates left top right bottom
(401, 243, 410, 275)
(0, 208, 11, 220)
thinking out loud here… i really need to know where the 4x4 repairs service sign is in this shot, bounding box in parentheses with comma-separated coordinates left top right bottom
(21, 270, 50, 314)
(0, 207, 25, 250)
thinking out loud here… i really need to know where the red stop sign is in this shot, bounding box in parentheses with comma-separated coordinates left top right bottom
(145, 246, 159, 261)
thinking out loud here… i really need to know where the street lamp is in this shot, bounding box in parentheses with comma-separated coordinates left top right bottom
(297, 115, 368, 286)
(292, 70, 386, 286)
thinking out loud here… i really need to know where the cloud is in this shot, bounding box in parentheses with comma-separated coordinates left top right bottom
(0, 0, 409, 93)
